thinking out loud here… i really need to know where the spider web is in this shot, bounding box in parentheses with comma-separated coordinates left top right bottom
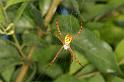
(32, 46, 71, 82)
(33, 0, 86, 82)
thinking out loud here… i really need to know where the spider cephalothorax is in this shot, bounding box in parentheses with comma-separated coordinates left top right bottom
(49, 19, 83, 66)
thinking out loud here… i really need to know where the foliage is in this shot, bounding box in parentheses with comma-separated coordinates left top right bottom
(0, 0, 124, 82)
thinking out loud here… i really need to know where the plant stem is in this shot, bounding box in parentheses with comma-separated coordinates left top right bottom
(12, 34, 25, 59)
(44, 0, 61, 26)
(15, 46, 35, 82)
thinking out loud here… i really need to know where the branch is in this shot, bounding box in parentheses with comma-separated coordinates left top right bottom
(44, 0, 61, 26)
(15, 46, 35, 82)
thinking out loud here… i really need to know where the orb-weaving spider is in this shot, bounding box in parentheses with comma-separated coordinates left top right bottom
(50, 19, 83, 67)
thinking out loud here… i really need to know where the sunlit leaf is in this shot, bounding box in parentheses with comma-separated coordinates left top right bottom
(39, 0, 51, 16)
(115, 39, 124, 63)
(1, 67, 14, 82)
(0, 39, 21, 72)
(5, 0, 27, 9)
(0, 4, 5, 24)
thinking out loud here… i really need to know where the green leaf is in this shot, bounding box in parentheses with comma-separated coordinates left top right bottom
(115, 39, 124, 63)
(0, 79, 3, 82)
(52, 15, 81, 36)
(15, 13, 35, 33)
(108, 0, 124, 7)
(115, 15, 124, 27)
(54, 74, 83, 82)
(0, 39, 21, 72)
(9, 67, 21, 82)
(79, 2, 112, 21)
(45, 64, 63, 78)
(71, 0, 80, 13)
(69, 51, 89, 75)
(5, 0, 27, 9)
(77, 73, 105, 82)
(87, 73, 105, 82)
(39, 0, 51, 16)
(22, 31, 41, 46)
(28, 4, 44, 29)
(61, 0, 74, 10)
(0, 4, 5, 24)
(74, 29, 123, 76)
(32, 45, 63, 78)
(14, 0, 29, 23)
(108, 76, 124, 82)
(99, 22, 124, 46)
(1, 67, 14, 82)
(75, 64, 96, 77)
(61, 0, 80, 15)
(79, 0, 124, 21)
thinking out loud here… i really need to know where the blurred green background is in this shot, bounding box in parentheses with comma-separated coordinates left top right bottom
(0, 0, 124, 82)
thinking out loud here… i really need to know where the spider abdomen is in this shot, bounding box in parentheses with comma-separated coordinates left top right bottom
(64, 34, 73, 45)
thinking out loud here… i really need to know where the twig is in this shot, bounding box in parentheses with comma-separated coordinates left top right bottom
(44, 0, 61, 26)
(12, 34, 25, 59)
(15, 46, 35, 82)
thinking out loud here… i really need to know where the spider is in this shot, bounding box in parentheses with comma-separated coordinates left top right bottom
(49, 19, 83, 67)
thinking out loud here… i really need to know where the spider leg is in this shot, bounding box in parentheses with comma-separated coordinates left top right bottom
(68, 47, 83, 67)
(77, 22, 83, 36)
(56, 19, 64, 44)
(56, 19, 62, 36)
(73, 22, 83, 39)
(49, 46, 64, 66)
